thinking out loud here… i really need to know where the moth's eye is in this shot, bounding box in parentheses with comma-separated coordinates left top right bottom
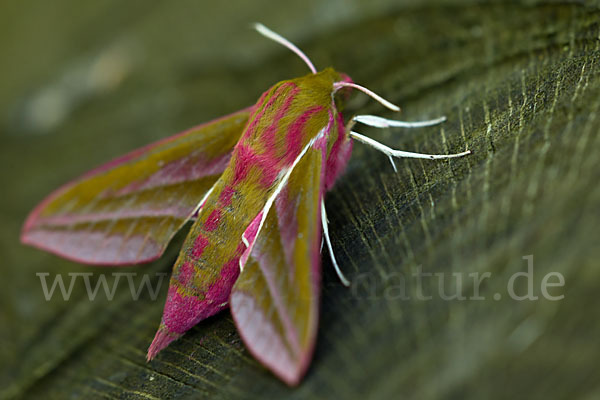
(338, 73, 353, 85)
(332, 82, 353, 103)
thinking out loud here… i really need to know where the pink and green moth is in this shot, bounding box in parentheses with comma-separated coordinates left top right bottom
(21, 24, 470, 385)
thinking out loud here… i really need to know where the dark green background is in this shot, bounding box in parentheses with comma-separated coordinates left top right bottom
(1, 1, 599, 399)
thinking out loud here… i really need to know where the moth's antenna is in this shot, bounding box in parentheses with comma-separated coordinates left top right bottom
(333, 81, 400, 112)
(253, 23, 317, 74)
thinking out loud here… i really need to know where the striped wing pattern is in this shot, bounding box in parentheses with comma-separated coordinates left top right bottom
(230, 139, 326, 385)
(21, 108, 251, 264)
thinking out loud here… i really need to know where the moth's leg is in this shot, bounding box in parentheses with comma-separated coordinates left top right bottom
(349, 130, 471, 172)
(353, 114, 446, 129)
(321, 200, 350, 287)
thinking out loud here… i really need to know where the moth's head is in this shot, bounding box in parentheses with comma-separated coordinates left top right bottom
(254, 23, 400, 113)
(331, 72, 353, 108)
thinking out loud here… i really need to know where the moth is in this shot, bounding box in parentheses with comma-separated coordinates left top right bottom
(21, 24, 470, 385)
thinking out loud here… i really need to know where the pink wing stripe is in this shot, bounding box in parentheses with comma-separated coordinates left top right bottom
(239, 211, 263, 268)
(80, 107, 254, 182)
(110, 152, 232, 198)
(161, 243, 245, 334)
(22, 229, 162, 265)
(285, 105, 323, 164)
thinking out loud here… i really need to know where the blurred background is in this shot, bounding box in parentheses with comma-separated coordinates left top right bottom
(1, 1, 599, 399)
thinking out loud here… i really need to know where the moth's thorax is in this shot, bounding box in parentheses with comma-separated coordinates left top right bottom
(235, 67, 353, 190)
